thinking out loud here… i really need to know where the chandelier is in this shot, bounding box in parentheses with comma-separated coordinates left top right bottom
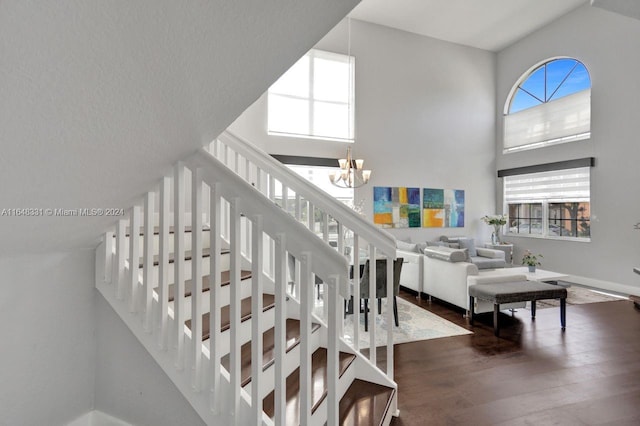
(329, 147, 371, 188)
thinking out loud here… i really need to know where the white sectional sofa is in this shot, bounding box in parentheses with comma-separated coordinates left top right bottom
(398, 244, 527, 314)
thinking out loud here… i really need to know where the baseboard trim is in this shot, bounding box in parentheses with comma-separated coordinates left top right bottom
(67, 410, 133, 426)
(563, 274, 638, 297)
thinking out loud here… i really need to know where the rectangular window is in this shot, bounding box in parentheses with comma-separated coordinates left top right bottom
(504, 167, 590, 240)
(268, 49, 354, 142)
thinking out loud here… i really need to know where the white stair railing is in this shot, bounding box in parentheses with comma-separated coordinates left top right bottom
(95, 149, 352, 425)
(209, 130, 398, 382)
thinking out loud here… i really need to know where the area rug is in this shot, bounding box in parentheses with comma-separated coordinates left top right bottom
(339, 297, 471, 348)
(529, 286, 626, 309)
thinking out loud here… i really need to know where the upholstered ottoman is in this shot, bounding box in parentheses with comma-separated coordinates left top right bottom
(468, 280, 567, 336)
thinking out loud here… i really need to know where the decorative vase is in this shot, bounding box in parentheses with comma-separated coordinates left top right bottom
(528, 265, 536, 273)
(491, 232, 498, 245)
(493, 224, 502, 244)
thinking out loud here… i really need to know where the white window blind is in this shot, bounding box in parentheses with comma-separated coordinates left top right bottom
(504, 88, 591, 152)
(504, 167, 590, 203)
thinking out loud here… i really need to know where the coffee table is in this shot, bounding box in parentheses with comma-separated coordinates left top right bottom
(479, 267, 569, 285)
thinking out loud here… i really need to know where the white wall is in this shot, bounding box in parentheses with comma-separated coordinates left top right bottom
(0, 250, 96, 426)
(230, 19, 497, 243)
(94, 296, 205, 426)
(496, 5, 640, 292)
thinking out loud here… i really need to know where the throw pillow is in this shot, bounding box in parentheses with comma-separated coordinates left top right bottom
(415, 242, 428, 254)
(446, 242, 460, 249)
(457, 238, 477, 257)
(396, 240, 417, 253)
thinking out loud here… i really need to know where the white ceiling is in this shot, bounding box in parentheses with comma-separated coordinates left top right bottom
(350, 0, 589, 51)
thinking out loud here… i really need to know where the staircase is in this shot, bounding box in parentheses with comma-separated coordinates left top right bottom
(94, 131, 398, 425)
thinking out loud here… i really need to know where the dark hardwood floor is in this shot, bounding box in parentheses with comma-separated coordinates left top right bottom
(390, 290, 640, 425)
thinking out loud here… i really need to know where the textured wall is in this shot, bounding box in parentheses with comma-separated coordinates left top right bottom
(0, 0, 359, 255)
(0, 250, 96, 426)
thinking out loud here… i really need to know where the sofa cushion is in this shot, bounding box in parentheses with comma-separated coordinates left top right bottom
(457, 238, 477, 257)
(426, 241, 446, 247)
(423, 246, 467, 262)
(396, 240, 418, 253)
(470, 256, 506, 270)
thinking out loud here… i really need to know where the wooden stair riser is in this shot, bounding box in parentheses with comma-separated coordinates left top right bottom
(165, 276, 253, 321)
(309, 356, 357, 426)
(202, 305, 277, 356)
(243, 329, 322, 401)
(135, 251, 232, 284)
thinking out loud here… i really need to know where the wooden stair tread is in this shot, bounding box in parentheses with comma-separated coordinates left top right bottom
(166, 270, 252, 302)
(262, 348, 356, 423)
(185, 293, 275, 340)
(339, 379, 395, 426)
(138, 247, 231, 268)
(220, 319, 322, 387)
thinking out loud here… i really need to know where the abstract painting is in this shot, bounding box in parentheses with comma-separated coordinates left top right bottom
(373, 186, 421, 228)
(423, 188, 464, 228)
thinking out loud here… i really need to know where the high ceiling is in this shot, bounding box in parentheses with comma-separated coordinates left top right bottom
(350, 0, 589, 51)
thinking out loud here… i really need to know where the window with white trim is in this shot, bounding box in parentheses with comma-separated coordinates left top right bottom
(268, 49, 355, 142)
(504, 58, 591, 153)
(504, 167, 591, 240)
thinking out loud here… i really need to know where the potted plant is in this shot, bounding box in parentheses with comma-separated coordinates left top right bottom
(522, 250, 543, 272)
(481, 214, 508, 244)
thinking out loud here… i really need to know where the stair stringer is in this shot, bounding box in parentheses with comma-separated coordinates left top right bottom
(96, 240, 270, 426)
(96, 278, 233, 425)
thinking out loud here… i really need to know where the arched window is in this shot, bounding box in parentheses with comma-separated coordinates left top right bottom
(503, 58, 591, 153)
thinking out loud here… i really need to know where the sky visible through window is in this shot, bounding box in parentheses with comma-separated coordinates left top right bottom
(509, 59, 590, 113)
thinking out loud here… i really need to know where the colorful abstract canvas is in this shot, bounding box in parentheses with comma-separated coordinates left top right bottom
(373, 186, 421, 228)
(423, 188, 464, 228)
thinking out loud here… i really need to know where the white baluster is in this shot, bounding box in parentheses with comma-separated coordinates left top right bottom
(386, 256, 394, 378)
(274, 234, 287, 426)
(369, 244, 377, 366)
(209, 182, 222, 413)
(282, 185, 289, 213)
(327, 274, 340, 426)
(353, 234, 360, 351)
(191, 167, 204, 390)
(268, 175, 275, 202)
(129, 205, 141, 313)
(251, 214, 264, 425)
(174, 163, 186, 369)
(104, 231, 114, 285)
(295, 193, 301, 221)
(299, 251, 313, 426)
(115, 219, 127, 300)
(158, 176, 170, 350)
(143, 191, 155, 331)
(229, 197, 242, 422)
